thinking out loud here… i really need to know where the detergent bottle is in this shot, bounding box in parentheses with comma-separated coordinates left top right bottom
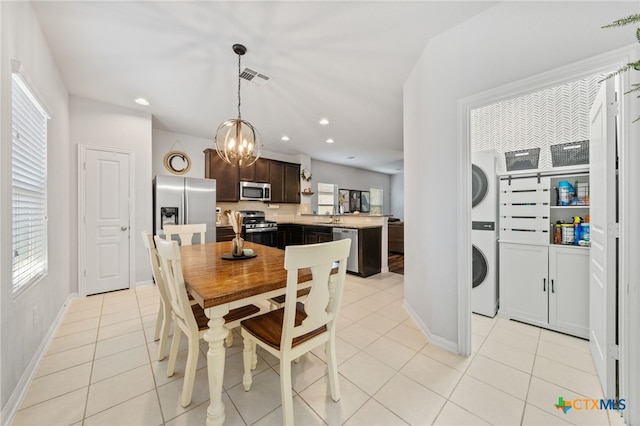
(558, 181, 575, 206)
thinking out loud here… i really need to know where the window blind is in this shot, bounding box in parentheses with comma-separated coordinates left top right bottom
(12, 72, 49, 294)
(370, 188, 383, 215)
(317, 183, 336, 215)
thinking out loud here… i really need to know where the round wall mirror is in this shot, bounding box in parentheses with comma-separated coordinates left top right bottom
(164, 151, 191, 175)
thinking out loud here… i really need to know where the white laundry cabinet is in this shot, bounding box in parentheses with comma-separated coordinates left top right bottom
(500, 243, 589, 338)
(498, 168, 589, 338)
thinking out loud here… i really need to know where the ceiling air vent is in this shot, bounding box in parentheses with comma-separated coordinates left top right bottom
(240, 67, 270, 87)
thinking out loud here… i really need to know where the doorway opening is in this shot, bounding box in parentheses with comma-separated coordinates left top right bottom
(459, 49, 637, 423)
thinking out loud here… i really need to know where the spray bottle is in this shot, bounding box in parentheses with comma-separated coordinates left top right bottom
(573, 216, 582, 245)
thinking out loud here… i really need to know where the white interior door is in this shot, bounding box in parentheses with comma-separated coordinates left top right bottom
(589, 79, 617, 399)
(84, 148, 131, 295)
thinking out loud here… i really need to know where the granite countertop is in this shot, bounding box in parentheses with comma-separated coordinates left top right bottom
(274, 221, 382, 230)
(299, 213, 391, 217)
(217, 220, 382, 230)
(216, 222, 381, 230)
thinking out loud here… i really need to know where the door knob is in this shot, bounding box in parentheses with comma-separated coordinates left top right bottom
(121, 226, 128, 231)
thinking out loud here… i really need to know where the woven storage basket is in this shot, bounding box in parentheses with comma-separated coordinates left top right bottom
(505, 148, 540, 171)
(551, 140, 589, 167)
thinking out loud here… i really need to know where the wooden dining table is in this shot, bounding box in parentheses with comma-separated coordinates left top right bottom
(180, 241, 313, 426)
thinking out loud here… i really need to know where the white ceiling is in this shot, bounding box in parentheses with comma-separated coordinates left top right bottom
(31, 1, 497, 174)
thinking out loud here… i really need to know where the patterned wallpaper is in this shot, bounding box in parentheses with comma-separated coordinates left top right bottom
(471, 74, 603, 172)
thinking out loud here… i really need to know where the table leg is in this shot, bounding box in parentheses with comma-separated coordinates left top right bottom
(204, 305, 230, 426)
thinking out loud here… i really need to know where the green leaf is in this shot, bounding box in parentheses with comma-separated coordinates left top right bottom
(625, 85, 640, 95)
(600, 63, 635, 82)
(602, 13, 640, 28)
(637, 27, 640, 44)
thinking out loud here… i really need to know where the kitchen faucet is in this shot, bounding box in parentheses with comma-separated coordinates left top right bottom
(331, 206, 341, 223)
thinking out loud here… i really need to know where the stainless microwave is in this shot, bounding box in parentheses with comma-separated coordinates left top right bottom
(239, 181, 271, 201)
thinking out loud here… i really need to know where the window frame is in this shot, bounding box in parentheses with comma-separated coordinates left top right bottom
(11, 60, 51, 296)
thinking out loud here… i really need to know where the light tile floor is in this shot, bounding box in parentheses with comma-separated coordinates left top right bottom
(12, 272, 627, 425)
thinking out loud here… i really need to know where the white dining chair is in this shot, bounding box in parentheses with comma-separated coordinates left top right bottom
(240, 239, 351, 425)
(154, 236, 261, 407)
(141, 231, 174, 361)
(164, 223, 206, 246)
(268, 287, 311, 310)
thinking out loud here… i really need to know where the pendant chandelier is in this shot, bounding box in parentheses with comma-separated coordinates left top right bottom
(214, 44, 261, 168)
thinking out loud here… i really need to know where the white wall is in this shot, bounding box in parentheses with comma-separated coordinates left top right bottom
(152, 129, 210, 178)
(71, 97, 153, 285)
(390, 173, 404, 220)
(403, 1, 637, 349)
(0, 1, 71, 417)
(310, 159, 392, 215)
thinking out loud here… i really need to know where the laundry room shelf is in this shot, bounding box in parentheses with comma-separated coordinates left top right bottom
(498, 168, 590, 339)
(499, 175, 550, 244)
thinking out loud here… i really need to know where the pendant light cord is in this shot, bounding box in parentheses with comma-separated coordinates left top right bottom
(237, 53, 242, 120)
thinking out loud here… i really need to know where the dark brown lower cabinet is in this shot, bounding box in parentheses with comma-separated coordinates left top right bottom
(276, 224, 304, 249)
(287, 225, 305, 246)
(274, 223, 381, 278)
(216, 226, 236, 242)
(388, 222, 404, 254)
(358, 227, 382, 278)
(276, 228, 287, 249)
(303, 225, 333, 244)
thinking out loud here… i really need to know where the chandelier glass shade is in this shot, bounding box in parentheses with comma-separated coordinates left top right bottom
(214, 44, 261, 168)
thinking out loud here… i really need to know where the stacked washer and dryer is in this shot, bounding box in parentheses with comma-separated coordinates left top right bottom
(471, 150, 499, 317)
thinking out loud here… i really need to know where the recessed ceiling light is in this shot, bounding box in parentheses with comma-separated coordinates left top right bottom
(319, 118, 329, 125)
(281, 136, 290, 141)
(326, 138, 334, 144)
(134, 97, 150, 106)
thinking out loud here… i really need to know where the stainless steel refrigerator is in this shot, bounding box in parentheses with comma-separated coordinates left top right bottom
(153, 175, 216, 244)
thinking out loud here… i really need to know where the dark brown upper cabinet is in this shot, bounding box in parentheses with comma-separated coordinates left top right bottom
(239, 158, 270, 183)
(204, 149, 299, 204)
(283, 162, 301, 204)
(204, 148, 239, 202)
(269, 161, 285, 203)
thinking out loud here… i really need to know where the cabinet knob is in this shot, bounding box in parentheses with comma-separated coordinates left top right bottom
(121, 226, 128, 231)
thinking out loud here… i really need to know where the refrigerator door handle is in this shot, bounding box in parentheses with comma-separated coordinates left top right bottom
(181, 193, 185, 225)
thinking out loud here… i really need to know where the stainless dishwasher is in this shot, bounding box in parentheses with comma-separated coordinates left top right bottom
(332, 228, 358, 273)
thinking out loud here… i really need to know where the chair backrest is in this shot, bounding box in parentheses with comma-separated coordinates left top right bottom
(154, 236, 198, 333)
(164, 223, 207, 246)
(281, 239, 351, 348)
(141, 231, 171, 308)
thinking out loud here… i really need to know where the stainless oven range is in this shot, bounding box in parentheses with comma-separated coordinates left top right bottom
(240, 210, 278, 247)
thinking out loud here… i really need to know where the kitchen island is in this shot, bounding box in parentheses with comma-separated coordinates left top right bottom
(217, 212, 389, 277)
(274, 223, 382, 277)
(278, 213, 388, 277)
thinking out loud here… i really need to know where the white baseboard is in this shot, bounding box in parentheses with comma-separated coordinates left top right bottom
(403, 299, 459, 353)
(133, 280, 154, 289)
(1, 293, 77, 426)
